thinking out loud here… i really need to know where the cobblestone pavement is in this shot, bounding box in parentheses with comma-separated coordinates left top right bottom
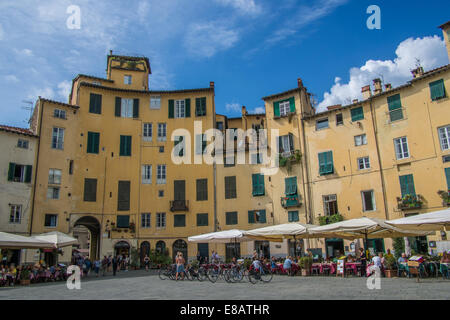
(0, 270, 448, 300)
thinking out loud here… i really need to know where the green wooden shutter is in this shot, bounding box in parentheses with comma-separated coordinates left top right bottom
(126, 136, 132, 156)
(115, 97, 121, 117)
(8, 163, 15, 181)
(285, 177, 297, 195)
(87, 132, 99, 154)
(185, 98, 191, 117)
(430, 79, 446, 101)
(117, 215, 130, 227)
(288, 133, 294, 151)
(351, 107, 364, 121)
(133, 99, 139, 118)
(168, 100, 174, 118)
(120, 135, 125, 156)
(252, 174, 264, 196)
(273, 101, 280, 117)
(259, 210, 266, 223)
(289, 97, 296, 113)
(326, 151, 334, 174)
(195, 98, 200, 116)
(318, 152, 326, 175)
(120, 136, 131, 156)
(201, 97, 206, 116)
(278, 136, 283, 153)
(445, 168, 450, 190)
(387, 94, 403, 122)
(94, 133, 100, 154)
(90, 94, 102, 114)
(399, 174, 415, 197)
(248, 211, 255, 224)
(25, 165, 32, 183)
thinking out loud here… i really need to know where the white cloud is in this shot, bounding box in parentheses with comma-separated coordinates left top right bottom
(249, 107, 265, 114)
(27, 87, 55, 101)
(225, 102, 241, 113)
(184, 22, 239, 58)
(318, 36, 448, 111)
(214, 0, 262, 15)
(0, 23, 4, 40)
(4, 75, 19, 83)
(57, 80, 72, 101)
(14, 48, 33, 57)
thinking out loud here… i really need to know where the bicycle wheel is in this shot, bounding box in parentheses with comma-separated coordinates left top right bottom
(158, 268, 167, 280)
(223, 269, 233, 283)
(260, 266, 273, 283)
(248, 269, 258, 284)
(231, 269, 243, 283)
(207, 268, 219, 283)
(197, 267, 207, 282)
(185, 269, 193, 281)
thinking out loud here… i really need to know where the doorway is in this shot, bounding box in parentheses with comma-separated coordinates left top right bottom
(254, 241, 270, 259)
(172, 239, 188, 261)
(325, 239, 344, 258)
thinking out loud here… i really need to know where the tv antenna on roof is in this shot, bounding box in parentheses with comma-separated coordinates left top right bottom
(21, 100, 33, 124)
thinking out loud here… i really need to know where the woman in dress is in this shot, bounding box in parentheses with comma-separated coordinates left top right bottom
(175, 252, 185, 281)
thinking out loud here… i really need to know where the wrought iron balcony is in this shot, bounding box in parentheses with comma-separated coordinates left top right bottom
(170, 200, 189, 212)
(397, 194, 423, 210)
(281, 195, 302, 208)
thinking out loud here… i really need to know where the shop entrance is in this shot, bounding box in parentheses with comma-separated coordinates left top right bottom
(325, 239, 344, 258)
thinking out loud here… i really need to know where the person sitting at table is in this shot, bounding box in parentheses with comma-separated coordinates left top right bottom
(441, 251, 450, 263)
(283, 256, 293, 276)
(441, 252, 450, 278)
(385, 249, 394, 260)
(271, 257, 277, 270)
(347, 254, 355, 262)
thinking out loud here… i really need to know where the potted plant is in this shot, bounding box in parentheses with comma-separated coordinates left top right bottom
(130, 248, 140, 270)
(384, 255, 396, 278)
(20, 269, 31, 285)
(437, 190, 450, 206)
(129, 222, 136, 233)
(299, 257, 313, 276)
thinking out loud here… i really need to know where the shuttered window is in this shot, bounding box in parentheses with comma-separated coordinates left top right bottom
(252, 174, 265, 196)
(225, 176, 237, 199)
(89, 93, 102, 114)
(195, 134, 207, 155)
(399, 174, 416, 198)
(117, 181, 130, 211)
(196, 213, 208, 227)
(196, 179, 208, 201)
(288, 211, 299, 222)
(387, 94, 403, 122)
(445, 168, 450, 190)
(351, 106, 364, 121)
(273, 97, 295, 117)
(117, 215, 130, 228)
(8, 163, 31, 183)
(120, 135, 132, 156)
(430, 79, 446, 101)
(248, 210, 266, 224)
(174, 214, 186, 227)
(285, 176, 297, 195)
(226, 212, 238, 225)
(195, 97, 207, 116)
(87, 132, 100, 154)
(318, 151, 334, 175)
(83, 178, 97, 202)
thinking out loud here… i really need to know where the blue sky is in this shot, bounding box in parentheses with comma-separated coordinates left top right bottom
(0, 0, 449, 127)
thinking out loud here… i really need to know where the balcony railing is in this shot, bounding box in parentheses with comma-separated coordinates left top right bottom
(397, 194, 423, 210)
(281, 195, 302, 208)
(170, 200, 189, 212)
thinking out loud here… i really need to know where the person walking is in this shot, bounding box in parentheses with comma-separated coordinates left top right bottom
(175, 252, 185, 281)
(144, 255, 150, 272)
(107, 255, 112, 273)
(94, 259, 101, 277)
(112, 255, 118, 276)
(101, 256, 108, 276)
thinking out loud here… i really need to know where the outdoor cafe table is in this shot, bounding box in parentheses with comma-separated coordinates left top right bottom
(345, 262, 361, 275)
(317, 263, 336, 274)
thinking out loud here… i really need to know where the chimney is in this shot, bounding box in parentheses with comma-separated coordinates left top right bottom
(385, 83, 392, 91)
(109, 50, 113, 55)
(373, 78, 382, 95)
(297, 78, 304, 88)
(411, 67, 424, 78)
(241, 106, 247, 116)
(210, 81, 215, 89)
(361, 85, 372, 100)
(352, 99, 359, 104)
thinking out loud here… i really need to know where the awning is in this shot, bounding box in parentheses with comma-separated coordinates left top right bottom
(385, 208, 450, 231)
(188, 229, 252, 243)
(32, 231, 78, 248)
(243, 223, 316, 241)
(0, 232, 54, 249)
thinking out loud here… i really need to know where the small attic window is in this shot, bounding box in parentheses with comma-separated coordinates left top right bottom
(124, 75, 132, 85)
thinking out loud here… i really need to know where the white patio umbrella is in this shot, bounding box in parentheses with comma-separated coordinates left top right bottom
(188, 229, 250, 243)
(32, 231, 78, 248)
(0, 232, 54, 249)
(385, 208, 450, 231)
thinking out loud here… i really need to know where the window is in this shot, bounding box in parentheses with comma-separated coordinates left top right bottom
(83, 178, 97, 202)
(278, 134, 294, 155)
(48, 169, 61, 184)
(226, 212, 238, 225)
(196, 213, 208, 227)
(52, 127, 64, 149)
(119, 135, 132, 156)
(336, 113, 343, 126)
(69, 160, 74, 175)
(157, 123, 167, 141)
(318, 151, 334, 175)
(444, 155, 450, 163)
(387, 94, 403, 122)
(175, 100, 186, 118)
(196, 179, 208, 201)
(9, 205, 21, 224)
(156, 213, 166, 228)
(89, 93, 102, 114)
(44, 214, 58, 227)
(362, 190, 375, 211)
(252, 174, 265, 196)
(195, 97, 207, 116)
(17, 139, 29, 149)
(399, 174, 416, 197)
(115, 98, 139, 118)
(142, 165, 152, 184)
(279, 101, 290, 117)
(316, 118, 329, 130)
(445, 168, 450, 190)
(174, 214, 186, 227)
(288, 211, 299, 222)
(323, 194, 338, 216)
(429, 79, 446, 101)
(158, 190, 164, 197)
(159, 146, 164, 153)
(8, 163, 32, 183)
(285, 176, 297, 196)
(87, 132, 100, 154)
(54, 109, 66, 119)
(358, 157, 370, 170)
(224, 156, 235, 167)
(438, 125, 450, 151)
(157, 165, 166, 184)
(394, 137, 409, 160)
(216, 122, 224, 131)
(117, 215, 130, 228)
(351, 106, 364, 121)
(117, 181, 131, 211)
(124, 75, 132, 85)
(47, 187, 60, 199)
(150, 96, 161, 109)
(143, 123, 152, 141)
(174, 136, 185, 157)
(141, 213, 151, 228)
(354, 134, 367, 146)
(195, 134, 207, 155)
(248, 210, 266, 224)
(225, 176, 237, 199)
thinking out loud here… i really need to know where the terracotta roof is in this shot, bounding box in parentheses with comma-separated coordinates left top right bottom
(0, 125, 37, 137)
(438, 21, 450, 29)
(327, 105, 342, 110)
(262, 88, 300, 101)
(39, 98, 79, 109)
(74, 74, 114, 83)
(80, 82, 214, 95)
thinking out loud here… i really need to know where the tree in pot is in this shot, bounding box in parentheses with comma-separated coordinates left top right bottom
(130, 248, 140, 270)
(299, 257, 313, 276)
(384, 255, 397, 278)
(20, 268, 31, 285)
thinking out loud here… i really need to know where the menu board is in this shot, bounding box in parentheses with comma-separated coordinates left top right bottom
(336, 259, 345, 277)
